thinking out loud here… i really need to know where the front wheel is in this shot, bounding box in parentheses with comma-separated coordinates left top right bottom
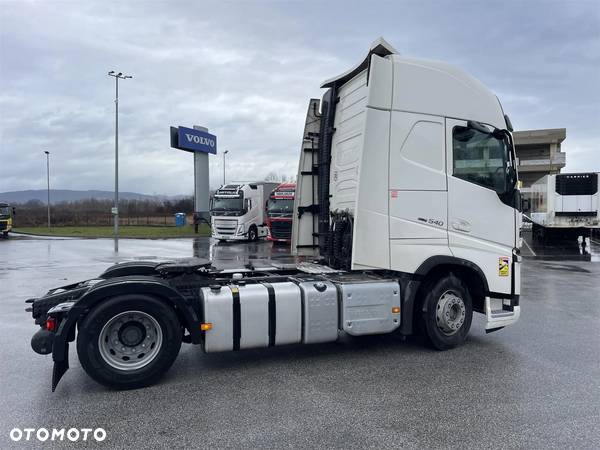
(76, 294, 182, 389)
(247, 226, 258, 242)
(418, 273, 473, 350)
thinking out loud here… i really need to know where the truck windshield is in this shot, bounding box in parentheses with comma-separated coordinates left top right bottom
(267, 198, 294, 215)
(0, 206, 10, 217)
(453, 126, 512, 194)
(211, 197, 244, 213)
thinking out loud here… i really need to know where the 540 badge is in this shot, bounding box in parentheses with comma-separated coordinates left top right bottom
(498, 256, 510, 277)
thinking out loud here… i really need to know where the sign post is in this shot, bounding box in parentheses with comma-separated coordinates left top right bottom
(170, 125, 217, 233)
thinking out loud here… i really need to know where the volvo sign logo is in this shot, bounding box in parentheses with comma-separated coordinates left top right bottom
(170, 126, 217, 154)
(184, 133, 215, 148)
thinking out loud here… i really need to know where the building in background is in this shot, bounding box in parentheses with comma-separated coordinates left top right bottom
(514, 128, 566, 189)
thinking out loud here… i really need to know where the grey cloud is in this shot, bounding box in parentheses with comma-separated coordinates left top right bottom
(1, 0, 598, 195)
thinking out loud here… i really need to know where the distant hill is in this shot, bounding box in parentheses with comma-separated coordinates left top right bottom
(0, 189, 189, 204)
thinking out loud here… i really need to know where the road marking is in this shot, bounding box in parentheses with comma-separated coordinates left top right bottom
(522, 238, 536, 257)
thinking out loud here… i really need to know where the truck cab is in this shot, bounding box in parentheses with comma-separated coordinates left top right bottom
(210, 182, 279, 241)
(0, 202, 15, 237)
(293, 38, 521, 332)
(266, 183, 296, 243)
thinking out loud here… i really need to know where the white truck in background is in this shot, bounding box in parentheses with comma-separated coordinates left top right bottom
(210, 182, 279, 241)
(28, 38, 522, 391)
(528, 172, 599, 243)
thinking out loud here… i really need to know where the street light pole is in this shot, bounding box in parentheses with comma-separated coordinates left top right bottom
(108, 71, 132, 252)
(223, 150, 229, 185)
(44, 151, 50, 228)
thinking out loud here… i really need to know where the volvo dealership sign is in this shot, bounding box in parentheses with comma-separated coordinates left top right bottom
(170, 125, 215, 230)
(170, 126, 217, 154)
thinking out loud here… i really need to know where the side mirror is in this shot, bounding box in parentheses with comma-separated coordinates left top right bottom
(12, 207, 16, 216)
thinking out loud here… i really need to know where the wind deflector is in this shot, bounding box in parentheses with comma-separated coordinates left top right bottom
(320, 37, 398, 89)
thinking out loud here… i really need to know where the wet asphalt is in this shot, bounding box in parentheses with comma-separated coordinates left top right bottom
(0, 235, 599, 449)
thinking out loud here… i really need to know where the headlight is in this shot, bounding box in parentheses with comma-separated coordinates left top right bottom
(237, 224, 245, 235)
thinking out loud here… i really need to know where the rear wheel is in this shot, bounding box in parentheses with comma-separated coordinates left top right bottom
(77, 294, 182, 389)
(418, 273, 473, 350)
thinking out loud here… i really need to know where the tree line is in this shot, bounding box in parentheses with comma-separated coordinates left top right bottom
(13, 197, 195, 227)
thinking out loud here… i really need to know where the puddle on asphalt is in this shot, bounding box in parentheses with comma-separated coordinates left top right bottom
(539, 264, 591, 273)
(522, 231, 599, 262)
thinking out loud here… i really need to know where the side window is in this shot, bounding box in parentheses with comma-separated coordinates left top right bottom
(452, 126, 507, 193)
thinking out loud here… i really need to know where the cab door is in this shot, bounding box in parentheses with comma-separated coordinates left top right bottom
(388, 111, 450, 274)
(446, 118, 516, 295)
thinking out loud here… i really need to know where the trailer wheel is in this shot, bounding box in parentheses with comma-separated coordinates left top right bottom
(418, 273, 473, 350)
(76, 294, 182, 389)
(248, 225, 258, 241)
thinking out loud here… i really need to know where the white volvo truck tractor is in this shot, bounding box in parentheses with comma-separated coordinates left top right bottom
(27, 38, 522, 391)
(210, 182, 279, 241)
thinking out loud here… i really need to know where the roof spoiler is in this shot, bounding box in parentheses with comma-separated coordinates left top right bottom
(320, 37, 398, 89)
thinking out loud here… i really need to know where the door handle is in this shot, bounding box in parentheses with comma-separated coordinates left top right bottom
(451, 219, 471, 232)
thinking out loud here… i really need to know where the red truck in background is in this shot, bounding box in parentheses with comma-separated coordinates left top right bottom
(266, 183, 295, 243)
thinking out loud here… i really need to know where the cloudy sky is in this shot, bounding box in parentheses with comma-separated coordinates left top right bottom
(1, 0, 599, 195)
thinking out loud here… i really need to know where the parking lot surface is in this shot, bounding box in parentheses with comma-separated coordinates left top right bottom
(1, 236, 599, 448)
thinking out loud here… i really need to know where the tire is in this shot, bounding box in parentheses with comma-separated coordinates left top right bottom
(248, 226, 258, 242)
(76, 294, 182, 389)
(417, 273, 473, 350)
(532, 223, 539, 241)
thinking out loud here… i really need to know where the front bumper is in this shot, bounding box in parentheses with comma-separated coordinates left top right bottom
(267, 235, 290, 243)
(213, 232, 247, 241)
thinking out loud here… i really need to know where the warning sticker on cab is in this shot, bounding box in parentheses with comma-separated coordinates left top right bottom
(498, 257, 510, 277)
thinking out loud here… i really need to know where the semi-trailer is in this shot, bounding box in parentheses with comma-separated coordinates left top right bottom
(27, 38, 522, 391)
(527, 172, 599, 243)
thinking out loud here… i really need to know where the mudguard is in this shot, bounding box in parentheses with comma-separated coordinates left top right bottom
(100, 261, 163, 278)
(50, 275, 202, 391)
(100, 258, 212, 278)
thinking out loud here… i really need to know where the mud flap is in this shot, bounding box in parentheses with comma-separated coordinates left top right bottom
(52, 353, 69, 392)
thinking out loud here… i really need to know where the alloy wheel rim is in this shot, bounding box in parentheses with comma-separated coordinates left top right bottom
(98, 311, 163, 371)
(435, 290, 466, 335)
